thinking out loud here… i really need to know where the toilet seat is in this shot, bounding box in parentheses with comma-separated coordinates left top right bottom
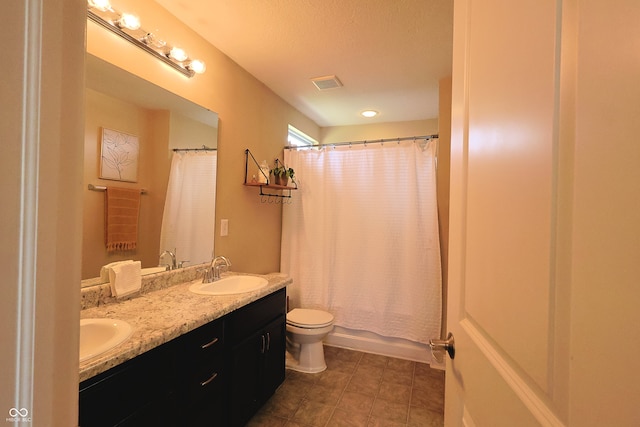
(287, 308, 334, 329)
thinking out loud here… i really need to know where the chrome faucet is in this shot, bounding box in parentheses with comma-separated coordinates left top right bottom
(203, 256, 231, 283)
(159, 250, 177, 271)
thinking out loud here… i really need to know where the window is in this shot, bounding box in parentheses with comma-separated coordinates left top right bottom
(287, 125, 317, 147)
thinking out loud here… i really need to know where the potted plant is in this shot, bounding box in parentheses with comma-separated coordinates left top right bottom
(270, 165, 295, 186)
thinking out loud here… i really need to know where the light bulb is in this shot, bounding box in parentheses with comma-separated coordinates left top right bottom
(187, 59, 206, 74)
(118, 13, 141, 30)
(361, 110, 379, 118)
(87, 0, 112, 12)
(169, 47, 188, 62)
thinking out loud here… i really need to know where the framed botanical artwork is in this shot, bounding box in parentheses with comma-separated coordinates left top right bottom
(100, 128, 139, 182)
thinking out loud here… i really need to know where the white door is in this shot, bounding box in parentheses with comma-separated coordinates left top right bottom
(444, 0, 640, 426)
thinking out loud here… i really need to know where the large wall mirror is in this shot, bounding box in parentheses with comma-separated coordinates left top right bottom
(82, 54, 219, 286)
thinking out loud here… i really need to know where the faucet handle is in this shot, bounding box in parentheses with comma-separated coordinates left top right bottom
(200, 267, 214, 283)
(178, 260, 189, 269)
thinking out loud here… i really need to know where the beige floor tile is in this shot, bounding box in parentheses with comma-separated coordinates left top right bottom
(413, 362, 434, 376)
(413, 377, 444, 395)
(249, 349, 446, 427)
(381, 368, 413, 386)
(378, 381, 412, 404)
(408, 406, 444, 427)
(327, 358, 359, 375)
(410, 389, 444, 414)
(328, 408, 370, 427)
(337, 390, 375, 414)
(292, 400, 335, 426)
(316, 369, 352, 390)
(359, 353, 389, 368)
(327, 346, 363, 363)
(346, 373, 381, 396)
(386, 358, 415, 373)
(355, 364, 385, 380)
(305, 383, 344, 406)
(286, 370, 320, 386)
(366, 416, 407, 426)
(262, 388, 304, 419)
(370, 398, 409, 424)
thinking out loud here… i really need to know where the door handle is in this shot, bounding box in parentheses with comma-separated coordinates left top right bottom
(429, 332, 455, 359)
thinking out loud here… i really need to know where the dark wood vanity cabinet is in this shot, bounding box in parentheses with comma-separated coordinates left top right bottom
(79, 288, 286, 427)
(78, 342, 179, 427)
(227, 289, 286, 427)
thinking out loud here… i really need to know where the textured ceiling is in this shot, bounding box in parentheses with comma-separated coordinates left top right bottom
(154, 0, 453, 127)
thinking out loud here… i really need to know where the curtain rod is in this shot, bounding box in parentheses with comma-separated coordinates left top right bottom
(284, 134, 438, 150)
(173, 145, 216, 152)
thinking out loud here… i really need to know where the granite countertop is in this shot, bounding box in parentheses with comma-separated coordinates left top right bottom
(79, 272, 291, 382)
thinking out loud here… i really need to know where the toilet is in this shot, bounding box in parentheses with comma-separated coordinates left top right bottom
(285, 308, 334, 373)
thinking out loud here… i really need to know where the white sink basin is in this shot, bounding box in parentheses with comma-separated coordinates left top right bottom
(79, 318, 132, 362)
(189, 275, 268, 296)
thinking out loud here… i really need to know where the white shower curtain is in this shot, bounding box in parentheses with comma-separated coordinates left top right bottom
(281, 139, 441, 345)
(160, 151, 217, 266)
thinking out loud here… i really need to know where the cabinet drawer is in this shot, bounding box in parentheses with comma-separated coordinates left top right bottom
(227, 288, 286, 343)
(188, 357, 225, 401)
(181, 317, 225, 363)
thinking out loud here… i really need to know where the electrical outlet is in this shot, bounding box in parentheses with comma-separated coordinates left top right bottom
(220, 219, 229, 236)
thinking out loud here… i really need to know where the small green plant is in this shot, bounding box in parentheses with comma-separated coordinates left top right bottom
(271, 165, 294, 178)
(270, 163, 295, 185)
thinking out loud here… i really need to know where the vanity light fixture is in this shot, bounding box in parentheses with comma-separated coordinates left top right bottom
(117, 13, 141, 31)
(186, 59, 207, 74)
(361, 110, 379, 118)
(169, 46, 188, 62)
(87, 0, 205, 78)
(87, 0, 111, 12)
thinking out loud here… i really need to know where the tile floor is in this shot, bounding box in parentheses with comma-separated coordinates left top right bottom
(247, 346, 445, 427)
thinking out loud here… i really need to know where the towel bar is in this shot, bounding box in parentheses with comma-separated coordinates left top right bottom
(88, 184, 147, 194)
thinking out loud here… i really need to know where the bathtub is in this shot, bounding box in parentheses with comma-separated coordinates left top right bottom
(323, 325, 438, 366)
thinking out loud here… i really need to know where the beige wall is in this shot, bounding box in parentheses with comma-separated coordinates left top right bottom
(87, 0, 319, 274)
(320, 119, 438, 144)
(169, 113, 218, 151)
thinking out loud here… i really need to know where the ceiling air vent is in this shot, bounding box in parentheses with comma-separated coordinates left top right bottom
(311, 75, 343, 91)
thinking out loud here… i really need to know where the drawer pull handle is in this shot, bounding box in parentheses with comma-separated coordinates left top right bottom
(200, 372, 218, 387)
(201, 337, 219, 349)
(266, 332, 271, 351)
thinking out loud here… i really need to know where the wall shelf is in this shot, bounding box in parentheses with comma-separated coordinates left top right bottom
(244, 149, 297, 201)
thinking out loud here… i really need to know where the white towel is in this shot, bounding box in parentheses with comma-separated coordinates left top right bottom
(100, 261, 133, 282)
(108, 260, 142, 298)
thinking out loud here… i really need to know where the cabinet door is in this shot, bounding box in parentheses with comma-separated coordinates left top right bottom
(261, 315, 285, 399)
(228, 331, 263, 427)
(79, 343, 177, 426)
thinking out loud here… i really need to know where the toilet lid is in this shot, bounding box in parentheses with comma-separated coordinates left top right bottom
(287, 308, 334, 328)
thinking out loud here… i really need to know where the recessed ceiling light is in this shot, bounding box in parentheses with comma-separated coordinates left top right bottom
(361, 110, 378, 118)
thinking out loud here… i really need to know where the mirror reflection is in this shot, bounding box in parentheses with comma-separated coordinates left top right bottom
(82, 54, 219, 286)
